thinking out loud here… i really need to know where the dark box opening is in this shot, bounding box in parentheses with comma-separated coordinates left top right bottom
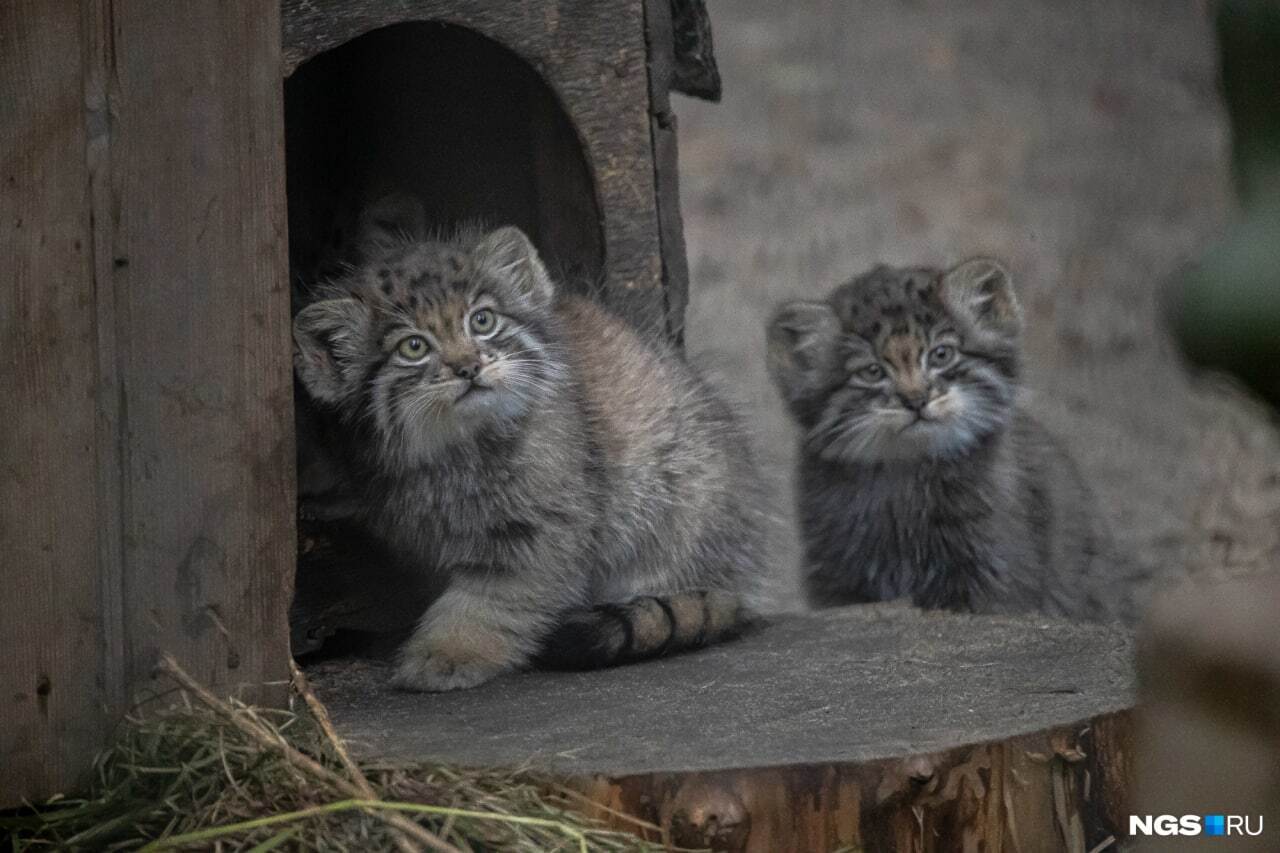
(284, 21, 605, 655)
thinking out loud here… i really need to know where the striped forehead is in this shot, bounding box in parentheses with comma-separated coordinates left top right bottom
(881, 331, 923, 372)
(398, 290, 471, 336)
(367, 250, 482, 312)
(368, 279, 474, 337)
(841, 295, 938, 342)
(835, 271, 945, 344)
(369, 246, 473, 295)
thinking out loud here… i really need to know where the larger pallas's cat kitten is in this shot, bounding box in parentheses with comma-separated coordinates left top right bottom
(768, 258, 1138, 621)
(293, 198, 766, 691)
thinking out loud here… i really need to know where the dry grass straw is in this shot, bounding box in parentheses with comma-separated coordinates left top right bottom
(2, 655, 677, 852)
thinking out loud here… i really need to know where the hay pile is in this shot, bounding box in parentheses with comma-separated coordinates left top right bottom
(3, 657, 667, 852)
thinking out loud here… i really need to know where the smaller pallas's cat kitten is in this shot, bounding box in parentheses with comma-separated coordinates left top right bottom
(768, 258, 1133, 621)
(293, 198, 765, 691)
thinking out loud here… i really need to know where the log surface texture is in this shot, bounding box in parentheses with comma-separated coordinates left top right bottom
(311, 606, 1136, 851)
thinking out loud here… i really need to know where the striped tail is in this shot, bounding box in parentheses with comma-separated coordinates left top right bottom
(535, 590, 751, 671)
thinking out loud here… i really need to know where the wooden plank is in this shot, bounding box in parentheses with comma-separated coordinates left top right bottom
(0, 0, 105, 804)
(668, 0, 721, 101)
(644, 0, 692, 343)
(281, 0, 666, 332)
(103, 3, 294, 700)
(0, 2, 295, 805)
(82, 0, 128, 726)
(308, 607, 1136, 850)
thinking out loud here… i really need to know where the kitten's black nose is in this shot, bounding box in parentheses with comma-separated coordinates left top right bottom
(898, 392, 928, 412)
(452, 362, 481, 381)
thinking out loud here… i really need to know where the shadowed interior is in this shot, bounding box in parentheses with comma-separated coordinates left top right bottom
(285, 22, 605, 655)
(285, 21, 604, 306)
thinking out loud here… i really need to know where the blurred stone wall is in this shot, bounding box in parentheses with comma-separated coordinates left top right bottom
(677, 0, 1280, 609)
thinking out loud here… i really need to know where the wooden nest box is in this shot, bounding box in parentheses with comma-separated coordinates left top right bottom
(2, 0, 717, 805)
(284, 0, 722, 341)
(282, 0, 721, 651)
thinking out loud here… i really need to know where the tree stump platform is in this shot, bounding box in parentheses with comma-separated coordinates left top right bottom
(308, 605, 1135, 851)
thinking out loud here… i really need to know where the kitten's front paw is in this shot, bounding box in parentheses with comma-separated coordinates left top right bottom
(393, 600, 526, 691)
(391, 652, 506, 693)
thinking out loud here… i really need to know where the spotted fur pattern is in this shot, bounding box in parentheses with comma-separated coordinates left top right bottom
(768, 259, 1139, 621)
(293, 198, 766, 690)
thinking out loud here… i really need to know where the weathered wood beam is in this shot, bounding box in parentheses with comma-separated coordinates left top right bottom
(1, 2, 294, 805)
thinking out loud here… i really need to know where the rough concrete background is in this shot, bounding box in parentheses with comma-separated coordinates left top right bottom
(677, 0, 1280, 610)
(313, 605, 1133, 775)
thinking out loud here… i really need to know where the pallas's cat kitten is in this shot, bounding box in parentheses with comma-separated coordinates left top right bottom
(293, 198, 765, 691)
(768, 258, 1134, 621)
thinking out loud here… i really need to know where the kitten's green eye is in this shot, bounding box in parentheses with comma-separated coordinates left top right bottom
(397, 335, 430, 361)
(857, 364, 885, 382)
(928, 344, 956, 368)
(469, 308, 496, 335)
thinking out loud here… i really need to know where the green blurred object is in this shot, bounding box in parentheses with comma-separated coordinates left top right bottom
(1172, 0, 1280, 406)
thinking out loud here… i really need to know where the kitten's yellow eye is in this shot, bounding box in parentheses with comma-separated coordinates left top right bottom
(857, 364, 885, 382)
(929, 344, 956, 368)
(469, 308, 496, 335)
(397, 335, 430, 360)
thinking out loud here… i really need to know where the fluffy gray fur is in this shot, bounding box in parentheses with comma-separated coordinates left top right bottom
(293, 197, 766, 691)
(768, 258, 1139, 621)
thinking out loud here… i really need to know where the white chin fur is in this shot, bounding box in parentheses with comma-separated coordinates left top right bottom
(822, 406, 997, 464)
(830, 383, 1014, 464)
(389, 386, 530, 464)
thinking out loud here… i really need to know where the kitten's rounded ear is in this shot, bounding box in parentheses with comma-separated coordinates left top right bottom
(293, 298, 371, 405)
(357, 193, 427, 255)
(767, 300, 840, 391)
(940, 257, 1021, 336)
(472, 226, 555, 306)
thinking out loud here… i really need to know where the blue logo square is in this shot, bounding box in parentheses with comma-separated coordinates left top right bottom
(1205, 814, 1226, 836)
